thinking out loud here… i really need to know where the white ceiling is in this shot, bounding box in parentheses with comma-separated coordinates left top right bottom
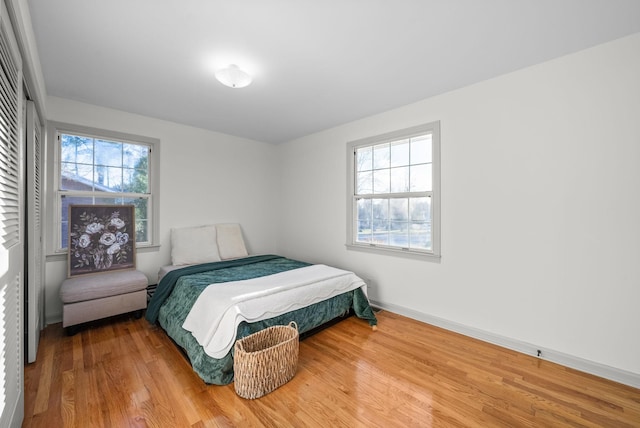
(27, 0, 640, 144)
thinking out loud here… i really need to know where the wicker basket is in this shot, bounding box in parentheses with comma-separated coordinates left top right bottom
(233, 321, 299, 399)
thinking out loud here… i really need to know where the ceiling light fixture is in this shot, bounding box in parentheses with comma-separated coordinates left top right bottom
(215, 64, 252, 88)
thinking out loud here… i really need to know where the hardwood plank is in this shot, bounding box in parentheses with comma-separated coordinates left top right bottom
(31, 333, 54, 414)
(23, 311, 640, 427)
(60, 370, 75, 427)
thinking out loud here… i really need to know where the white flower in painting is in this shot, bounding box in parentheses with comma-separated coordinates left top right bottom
(78, 234, 91, 248)
(116, 232, 129, 245)
(86, 222, 104, 234)
(99, 232, 116, 246)
(106, 243, 121, 255)
(110, 217, 126, 229)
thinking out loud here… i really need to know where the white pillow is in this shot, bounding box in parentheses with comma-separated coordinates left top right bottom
(171, 225, 221, 265)
(216, 223, 248, 260)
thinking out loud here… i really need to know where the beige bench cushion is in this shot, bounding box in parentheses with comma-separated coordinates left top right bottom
(60, 270, 148, 303)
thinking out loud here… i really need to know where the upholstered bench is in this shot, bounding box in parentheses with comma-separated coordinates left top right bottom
(60, 269, 148, 333)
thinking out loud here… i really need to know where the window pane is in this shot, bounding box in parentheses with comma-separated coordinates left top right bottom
(61, 162, 93, 190)
(124, 198, 149, 243)
(123, 143, 148, 169)
(60, 134, 93, 164)
(390, 166, 409, 193)
(410, 164, 431, 192)
(95, 139, 123, 167)
(60, 195, 95, 248)
(390, 139, 410, 167)
(121, 167, 149, 193)
(390, 198, 412, 248)
(409, 222, 430, 250)
(135, 219, 149, 243)
(372, 198, 389, 244)
(373, 169, 390, 194)
(357, 198, 371, 221)
(373, 143, 390, 169)
(94, 165, 124, 192)
(410, 197, 430, 221)
(411, 135, 431, 164)
(127, 198, 148, 221)
(372, 198, 388, 223)
(122, 168, 135, 193)
(356, 146, 373, 172)
(357, 226, 372, 244)
(356, 198, 372, 243)
(389, 198, 408, 221)
(372, 231, 389, 245)
(389, 222, 409, 247)
(356, 171, 373, 194)
(371, 230, 389, 245)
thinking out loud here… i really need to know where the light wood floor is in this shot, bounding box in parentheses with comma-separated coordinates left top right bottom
(24, 310, 640, 427)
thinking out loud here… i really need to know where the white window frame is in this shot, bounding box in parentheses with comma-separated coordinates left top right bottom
(46, 121, 160, 255)
(346, 121, 441, 260)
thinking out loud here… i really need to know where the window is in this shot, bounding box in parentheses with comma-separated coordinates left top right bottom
(51, 123, 159, 252)
(347, 122, 440, 259)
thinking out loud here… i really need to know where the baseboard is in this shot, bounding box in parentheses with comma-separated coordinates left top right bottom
(371, 300, 640, 389)
(45, 313, 62, 327)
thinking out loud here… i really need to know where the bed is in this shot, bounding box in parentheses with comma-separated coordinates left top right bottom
(145, 225, 377, 385)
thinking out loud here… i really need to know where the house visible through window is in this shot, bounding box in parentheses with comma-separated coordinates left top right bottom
(56, 128, 155, 250)
(347, 122, 440, 259)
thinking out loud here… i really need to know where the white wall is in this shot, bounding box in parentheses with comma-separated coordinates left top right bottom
(44, 97, 280, 323)
(276, 33, 640, 381)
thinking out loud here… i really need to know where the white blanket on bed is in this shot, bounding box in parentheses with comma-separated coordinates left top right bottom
(182, 264, 366, 358)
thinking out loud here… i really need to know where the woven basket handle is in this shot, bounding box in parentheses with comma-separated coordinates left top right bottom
(288, 321, 298, 331)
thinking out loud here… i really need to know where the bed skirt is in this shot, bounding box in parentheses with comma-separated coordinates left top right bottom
(159, 287, 373, 384)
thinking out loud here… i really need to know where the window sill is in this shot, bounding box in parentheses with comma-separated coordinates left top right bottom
(345, 243, 441, 262)
(46, 243, 161, 262)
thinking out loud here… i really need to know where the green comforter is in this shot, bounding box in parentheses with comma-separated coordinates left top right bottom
(146, 255, 377, 385)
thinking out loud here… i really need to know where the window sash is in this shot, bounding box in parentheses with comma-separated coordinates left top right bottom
(352, 192, 433, 252)
(58, 131, 151, 193)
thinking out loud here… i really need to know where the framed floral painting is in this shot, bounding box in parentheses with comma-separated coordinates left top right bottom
(68, 204, 136, 277)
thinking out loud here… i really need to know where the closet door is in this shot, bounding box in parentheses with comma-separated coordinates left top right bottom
(26, 99, 42, 363)
(0, 1, 24, 426)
